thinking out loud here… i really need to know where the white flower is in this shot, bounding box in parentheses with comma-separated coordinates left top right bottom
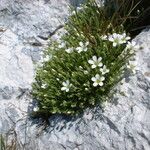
(100, 65, 110, 75)
(58, 41, 66, 48)
(125, 41, 140, 54)
(76, 47, 83, 53)
(84, 70, 88, 74)
(65, 47, 73, 53)
(127, 60, 137, 74)
(91, 74, 105, 87)
(101, 35, 107, 40)
(108, 33, 120, 47)
(76, 41, 89, 53)
(43, 55, 50, 62)
(61, 80, 72, 92)
(88, 56, 103, 68)
(77, 6, 83, 11)
(85, 41, 89, 46)
(71, 6, 84, 15)
(108, 33, 130, 47)
(96, 1, 103, 7)
(41, 84, 47, 89)
(121, 33, 131, 43)
(33, 106, 39, 112)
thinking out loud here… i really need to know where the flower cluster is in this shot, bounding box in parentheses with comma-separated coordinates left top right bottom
(124, 41, 139, 74)
(108, 33, 130, 47)
(58, 32, 140, 91)
(58, 41, 89, 54)
(88, 56, 109, 87)
(101, 33, 140, 74)
(60, 53, 109, 91)
(102, 33, 131, 47)
(58, 41, 90, 92)
(40, 32, 139, 93)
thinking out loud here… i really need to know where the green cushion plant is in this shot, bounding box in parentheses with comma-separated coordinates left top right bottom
(32, 0, 139, 119)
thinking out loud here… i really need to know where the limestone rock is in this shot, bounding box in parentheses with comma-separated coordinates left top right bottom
(0, 0, 150, 150)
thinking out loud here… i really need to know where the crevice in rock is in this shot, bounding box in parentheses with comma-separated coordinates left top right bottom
(38, 24, 64, 41)
(138, 132, 150, 146)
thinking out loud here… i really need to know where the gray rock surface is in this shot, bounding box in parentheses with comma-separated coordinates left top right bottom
(0, 0, 150, 150)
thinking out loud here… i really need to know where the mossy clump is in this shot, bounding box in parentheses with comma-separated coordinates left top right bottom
(32, 0, 139, 118)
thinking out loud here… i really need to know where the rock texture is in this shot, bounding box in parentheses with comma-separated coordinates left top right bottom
(0, 0, 150, 150)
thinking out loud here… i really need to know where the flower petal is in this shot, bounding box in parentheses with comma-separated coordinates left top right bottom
(92, 56, 97, 61)
(62, 82, 67, 86)
(91, 77, 96, 81)
(61, 87, 66, 91)
(66, 48, 73, 53)
(113, 43, 117, 47)
(103, 65, 106, 69)
(101, 76, 105, 81)
(95, 74, 100, 79)
(84, 47, 88, 51)
(106, 69, 110, 73)
(66, 88, 69, 92)
(85, 41, 89, 46)
(79, 42, 84, 47)
(93, 82, 98, 87)
(66, 80, 69, 85)
(88, 60, 94, 64)
(98, 57, 102, 62)
(98, 62, 103, 67)
(91, 65, 96, 69)
(108, 37, 113, 42)
(99, 82, 103, 86)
